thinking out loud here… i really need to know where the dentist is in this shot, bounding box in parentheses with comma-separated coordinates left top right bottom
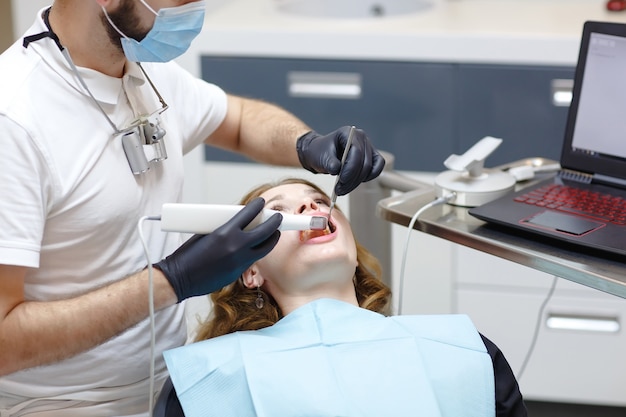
(0, 0, 385, 415)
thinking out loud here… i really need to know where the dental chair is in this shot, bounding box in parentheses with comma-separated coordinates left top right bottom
(153, 377, 184, 417)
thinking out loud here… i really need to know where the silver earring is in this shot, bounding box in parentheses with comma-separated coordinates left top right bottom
(255, 286, 264, 309)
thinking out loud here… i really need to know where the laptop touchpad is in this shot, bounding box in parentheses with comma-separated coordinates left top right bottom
(523, 211, 604, 236)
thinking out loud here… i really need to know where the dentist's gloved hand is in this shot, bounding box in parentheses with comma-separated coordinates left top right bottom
(154, 197, 282, 303)
(296, 126, 386, 196)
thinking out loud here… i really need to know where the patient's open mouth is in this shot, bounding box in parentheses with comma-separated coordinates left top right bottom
(300, 218, 335, 241)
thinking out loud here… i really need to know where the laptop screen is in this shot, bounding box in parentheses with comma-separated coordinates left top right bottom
(561, 21, 626, 181)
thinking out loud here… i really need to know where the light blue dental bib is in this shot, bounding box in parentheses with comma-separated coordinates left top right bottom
(164, 299, 495, 417)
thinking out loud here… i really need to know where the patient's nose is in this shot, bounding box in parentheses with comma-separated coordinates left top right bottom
(297, 198, 319, 214)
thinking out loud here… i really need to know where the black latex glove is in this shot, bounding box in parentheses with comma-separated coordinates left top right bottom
(296, 126, 386, 195)
(154, 197, 282, 302)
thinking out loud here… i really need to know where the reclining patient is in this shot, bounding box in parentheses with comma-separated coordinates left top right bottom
(158, 178, 528, 417)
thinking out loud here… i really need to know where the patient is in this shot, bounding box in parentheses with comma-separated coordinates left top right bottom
(156, 178, 527, 417)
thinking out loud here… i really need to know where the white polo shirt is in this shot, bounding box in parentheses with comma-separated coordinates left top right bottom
(0, 8, 228, 416)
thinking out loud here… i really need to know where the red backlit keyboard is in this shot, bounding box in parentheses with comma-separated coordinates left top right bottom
(514, 184, 626, 225)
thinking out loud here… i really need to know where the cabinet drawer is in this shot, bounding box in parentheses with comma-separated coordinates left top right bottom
(458, 64, 575, 167)
(457, 287, 626, 406)
(200, 56, 456, 171)
(454, 245, 606, 295)
(199, 57, 575, 171)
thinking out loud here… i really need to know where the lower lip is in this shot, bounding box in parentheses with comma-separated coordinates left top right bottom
(301, 230, 337, 244)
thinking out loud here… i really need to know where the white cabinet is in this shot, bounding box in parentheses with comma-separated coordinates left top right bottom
(454, 245, 626, 407)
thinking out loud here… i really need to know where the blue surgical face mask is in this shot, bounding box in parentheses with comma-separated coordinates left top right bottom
(103, 0, 206, 62)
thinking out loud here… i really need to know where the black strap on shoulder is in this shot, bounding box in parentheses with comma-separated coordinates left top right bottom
(23, 7, 63, 51)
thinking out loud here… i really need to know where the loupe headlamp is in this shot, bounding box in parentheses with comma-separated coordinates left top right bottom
(120, 110, 168, 175)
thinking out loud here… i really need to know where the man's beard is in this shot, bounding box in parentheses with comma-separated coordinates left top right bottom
(101, 0, 151, 52)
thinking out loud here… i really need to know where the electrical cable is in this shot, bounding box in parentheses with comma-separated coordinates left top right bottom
(397, 192, 456, 315)
(516, 275, 559, 380)
(137, 215, 161, 417)
(395, 186, 558, 381)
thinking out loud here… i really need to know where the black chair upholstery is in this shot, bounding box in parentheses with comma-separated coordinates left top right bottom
(153, 377, 185, 417)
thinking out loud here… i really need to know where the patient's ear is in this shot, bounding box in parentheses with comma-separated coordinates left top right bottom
(242, 266, 264, 288)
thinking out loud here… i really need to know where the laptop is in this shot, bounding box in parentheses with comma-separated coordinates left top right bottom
(468, 21, 626, 258)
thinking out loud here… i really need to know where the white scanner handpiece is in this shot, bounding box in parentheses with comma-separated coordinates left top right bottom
(160, 204, 328, 234)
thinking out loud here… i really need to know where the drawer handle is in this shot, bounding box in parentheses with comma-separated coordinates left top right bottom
(546, 314, 620, 333)
(551, 79, 573, 107)
(287, 71, 362, 99)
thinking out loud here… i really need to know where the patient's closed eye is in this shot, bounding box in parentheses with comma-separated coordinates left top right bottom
(315, 198, 329, 206)
(268, 204, 286, 212)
